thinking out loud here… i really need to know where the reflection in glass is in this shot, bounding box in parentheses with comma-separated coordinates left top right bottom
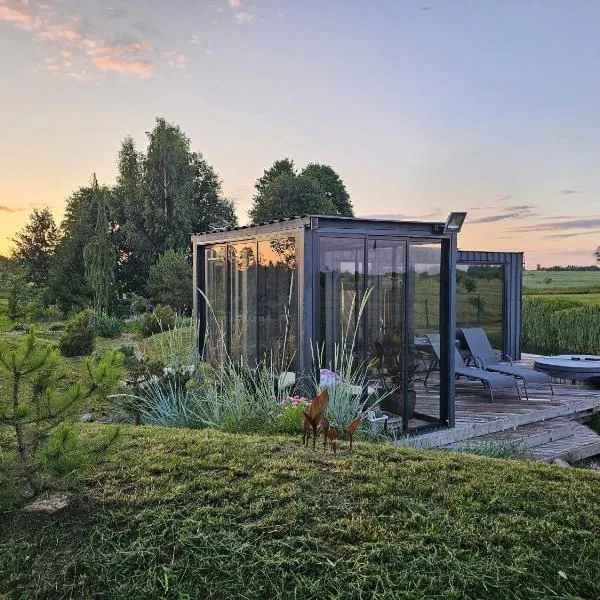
(408, 242, 442, 424)
(366, 239, 407, 415)
(230, 242, 257, 365)
(258, 237, 298, 369)
(319, 237, 365, 363)
(204, 245, 228, 363)
(456, 264, 504, 352)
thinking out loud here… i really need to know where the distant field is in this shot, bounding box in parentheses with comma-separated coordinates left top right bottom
(523, 270, 600, 293)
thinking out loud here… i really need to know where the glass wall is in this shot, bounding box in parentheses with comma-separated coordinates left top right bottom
(318, 236, 444, 431)
(319, 237, 365, 363)
(456, 264, 505, 352)
(230, 242, 257, 365)
(204, 245, 228, 363)
(202, 236, 297, 368)
(258, 237, 298, 369)
(408, 242, 442, 425)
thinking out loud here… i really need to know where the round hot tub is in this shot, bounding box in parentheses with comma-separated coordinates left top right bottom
(534, 355, 600, 381)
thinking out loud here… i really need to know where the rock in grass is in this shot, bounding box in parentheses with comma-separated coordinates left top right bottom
(23, 493, 72, 516)
(81, 412, 95, 423)
(553, 458, 570, 468)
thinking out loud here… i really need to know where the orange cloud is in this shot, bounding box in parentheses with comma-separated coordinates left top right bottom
(0, 2, 33, 29)
(91, 56, 153, 78)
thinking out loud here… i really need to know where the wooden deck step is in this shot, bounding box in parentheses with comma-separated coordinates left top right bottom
(395, 395, 600, 449)
(531, 424, 600, 463)
(443, 418, 577, 452)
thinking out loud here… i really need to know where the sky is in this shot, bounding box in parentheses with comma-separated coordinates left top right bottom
(1, 0, 599, 267)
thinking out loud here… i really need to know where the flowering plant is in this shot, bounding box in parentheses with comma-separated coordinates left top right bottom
(272, 395, 310, 434)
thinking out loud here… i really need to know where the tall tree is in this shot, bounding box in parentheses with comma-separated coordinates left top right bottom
(48, 186, 97, 312)
(11, 207, 59, 285)
(300, 163, 354, 217)
(249, 158, 352, 223)
(141, 118, 237, 262)
(84, 175, 116, 313)
(249, 173, 336, 223)
(254, 158, 295, 197)
(111, 136, 148, 295)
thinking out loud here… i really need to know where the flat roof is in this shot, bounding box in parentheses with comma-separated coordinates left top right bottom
(191, 214, 447, 242)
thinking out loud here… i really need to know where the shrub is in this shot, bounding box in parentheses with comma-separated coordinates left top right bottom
(44, 304, 64, 322)
(91, 312, 124, 338)
(48, 322, 65, 332)
(137, 304, 177, 337)
(59, 310, 95, 357)
(130, 294, 149, 316)
(148, 250, 192, 314)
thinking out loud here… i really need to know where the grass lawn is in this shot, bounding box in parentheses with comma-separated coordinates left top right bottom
(1, 426, 600, 599)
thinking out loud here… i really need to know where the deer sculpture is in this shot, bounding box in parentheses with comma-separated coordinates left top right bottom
(302, 389, 329, 450)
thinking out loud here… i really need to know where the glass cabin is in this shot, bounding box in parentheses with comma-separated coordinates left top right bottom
(192, 215, 460, 433)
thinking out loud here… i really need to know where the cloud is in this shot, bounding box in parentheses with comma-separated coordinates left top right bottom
(513, 217, 600, 233)
(0, 205, 27, 213)
(0, 1, 34, 29)
(235, 11, 254, 23)
(504, 205, 537, 211)
(470, 212, 522, 224)
(558, 189, 582, 195)
(543, 230, 599, 239)
(164, 50, 186, 69)
(91, 55, 153, 78)
(0, 1, 184, 80)
(495, 194, 512, 201)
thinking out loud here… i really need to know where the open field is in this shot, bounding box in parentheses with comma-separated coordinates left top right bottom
(1, 425, 600, 599)
(528, 292, 600, 306)
(524, 270, 600, 295)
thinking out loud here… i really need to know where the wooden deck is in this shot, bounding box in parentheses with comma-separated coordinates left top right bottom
(391, 355, 600, 463)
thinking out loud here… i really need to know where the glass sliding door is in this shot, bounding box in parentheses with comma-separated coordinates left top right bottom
(408, 241, 442, 427)
(319, 237, 365, 364)
(257, 236, 298, 369)
(204, 245, 228, 363)
(456, 264, 505, 353)
(366, 238, 407, 415)
(230, 241, 257, 366)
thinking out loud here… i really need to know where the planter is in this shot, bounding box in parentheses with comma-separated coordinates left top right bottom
(380, 388, 417, 420)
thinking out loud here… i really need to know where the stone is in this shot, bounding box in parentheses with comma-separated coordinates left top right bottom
(552, 458, 570, 468)
(24, 493, 72, 516)
(81, 412, 94, 423)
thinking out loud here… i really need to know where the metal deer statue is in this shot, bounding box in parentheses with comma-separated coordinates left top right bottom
(302, 389, 329, 450)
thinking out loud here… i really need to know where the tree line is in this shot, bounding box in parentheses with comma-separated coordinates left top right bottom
(3, 117, 353, 318)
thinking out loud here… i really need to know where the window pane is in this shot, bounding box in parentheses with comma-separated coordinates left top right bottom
(204, 245, 228, 363)
(257, 237, 297, 369)
(230, 242, 257, 366)
(456, 264, 505, 352)
(409, 242, 442, 427)
(319, 237, 365, 363)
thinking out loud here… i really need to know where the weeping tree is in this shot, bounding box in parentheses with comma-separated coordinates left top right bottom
(84, 175, 116, 313)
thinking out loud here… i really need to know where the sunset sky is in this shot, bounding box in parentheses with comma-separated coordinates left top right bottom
(1, 0, 599, 266)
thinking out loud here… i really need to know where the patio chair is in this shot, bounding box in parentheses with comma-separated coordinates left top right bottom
(426, 334, 520, 402)
(459, 327, 553, 400)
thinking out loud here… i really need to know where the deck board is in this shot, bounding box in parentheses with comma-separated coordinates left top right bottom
(391, 357, 600, 462)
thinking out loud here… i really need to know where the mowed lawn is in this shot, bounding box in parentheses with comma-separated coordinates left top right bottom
(1, 426, 600, 599)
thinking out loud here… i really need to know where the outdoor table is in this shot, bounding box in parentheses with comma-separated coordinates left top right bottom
(534, 355, 600, 382)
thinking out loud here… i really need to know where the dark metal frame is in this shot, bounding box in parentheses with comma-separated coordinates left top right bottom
(192, 215, 458, 431)
(457, 250, 523, 360)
